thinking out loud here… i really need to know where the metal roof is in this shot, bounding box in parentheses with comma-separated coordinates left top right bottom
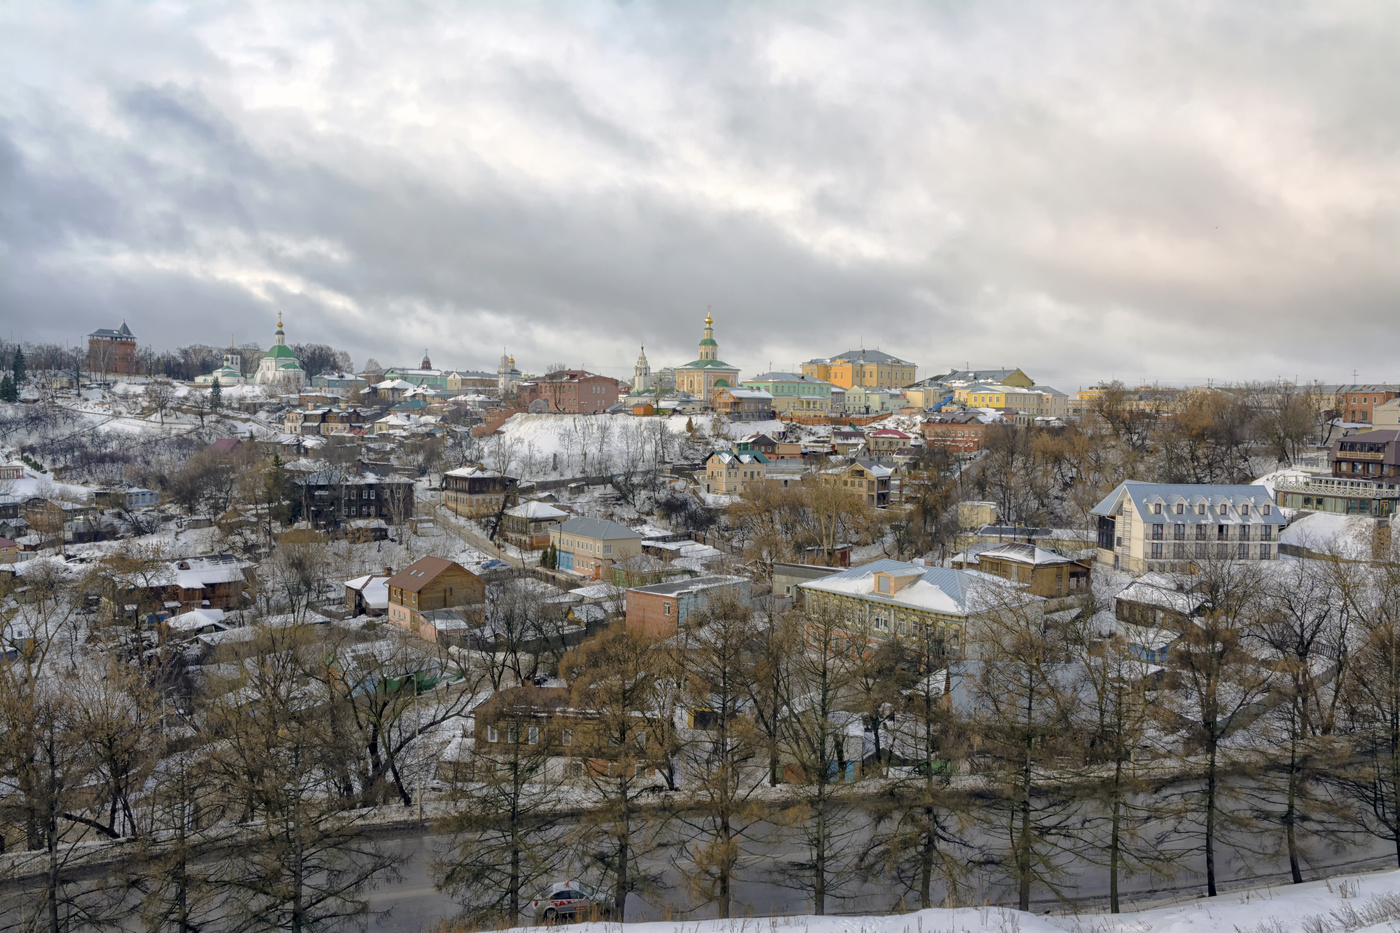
(556, 516, 643, 540)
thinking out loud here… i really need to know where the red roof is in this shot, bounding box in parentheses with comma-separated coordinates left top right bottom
(210, 438, 242, 453)
(868, 429, 912, 438)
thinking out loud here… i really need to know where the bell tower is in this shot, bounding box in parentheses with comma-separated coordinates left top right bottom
(698, 308, 718, 361)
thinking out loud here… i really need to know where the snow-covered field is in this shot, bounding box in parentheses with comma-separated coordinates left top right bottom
(513, 868, 1400, 933)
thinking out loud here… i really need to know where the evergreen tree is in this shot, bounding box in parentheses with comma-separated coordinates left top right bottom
(11, 347, 25, 385)
(0, 374, 14, 403)
(210, 377, 222, 410)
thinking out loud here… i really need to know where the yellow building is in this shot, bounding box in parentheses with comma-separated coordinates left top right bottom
(802, 348, 916, 390)
(674, 311, 740, 406)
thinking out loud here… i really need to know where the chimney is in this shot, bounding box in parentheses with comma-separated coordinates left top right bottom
(383, 566, 394, 576)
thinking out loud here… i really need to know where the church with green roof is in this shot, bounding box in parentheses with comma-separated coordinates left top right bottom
(253, 313, 308, 388)
(674, 310, 739, 407)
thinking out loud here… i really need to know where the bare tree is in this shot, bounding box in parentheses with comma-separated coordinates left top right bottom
(434, 688, 568, 926)
(559, 629, 667, 920)
(145, 379, 177, 427)
(1162, 558, 1274, 897)
(205, 622, 400, 932)
(968, 592, 1080, 911)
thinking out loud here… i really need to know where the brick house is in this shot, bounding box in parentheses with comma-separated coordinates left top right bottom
(921, 412, 986, 454)
(385, 557, 485, 637)
(519, 370, 623, 414)
(87, 321, 140, 376)
(625, 575, 751, 637)
(1335, 385, 1400, 424)
(443, 467, 516, 518)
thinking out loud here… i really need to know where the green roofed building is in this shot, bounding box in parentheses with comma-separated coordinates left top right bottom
(254, 313, 307, 388)
(674, 309, 740, 408)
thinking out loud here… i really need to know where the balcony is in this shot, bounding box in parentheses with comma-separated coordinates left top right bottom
(1274, 474, 1400, 499)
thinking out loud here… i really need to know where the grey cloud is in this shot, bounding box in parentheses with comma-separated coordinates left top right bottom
(2, 0, 1399, 389)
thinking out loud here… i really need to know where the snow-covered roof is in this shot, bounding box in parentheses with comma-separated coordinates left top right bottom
(505, 501, 570, 520)
(977, 542, 1079, 566)
(167, 608, 228, 632)
(799, 558, 1026, 618)
(344, 573, 391, 610)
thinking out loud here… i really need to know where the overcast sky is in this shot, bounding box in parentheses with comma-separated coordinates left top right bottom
(3, 1, 1398, 391)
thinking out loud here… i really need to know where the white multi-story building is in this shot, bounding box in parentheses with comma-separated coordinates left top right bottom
(1092, 481, 1288, 575)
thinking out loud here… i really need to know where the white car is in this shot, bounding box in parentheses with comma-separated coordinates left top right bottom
(530, 881, 609, 922)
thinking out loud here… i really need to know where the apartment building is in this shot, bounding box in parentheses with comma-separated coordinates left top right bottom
(1092, 480, 1287, 574)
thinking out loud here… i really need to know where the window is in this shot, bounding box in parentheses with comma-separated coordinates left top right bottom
(507, 725, 518, 744)
(1218, 502, 1228, 514)
(1217, 543, 1229, 558)
(604, 545, 612, 555)
(1260, 544, 1272, 559)
(528, 726, 539, 745)
(1175, 502, 1184, 515)
(1174, 523, 1185, 540)
(1152, 524, 1163, 540)
(1240, 503, 1250, 516)
(1174, 542, 1186, 559)
(1262, 504, 1271, 516)
(1218, 524, 1229, 540)
(1198, 504, 1207, 515)
(1261, 525, 1273, 541)
(1196, 524, 1207, 540)
(1196, 543, 1208, 558)
(1239, 543, 1250, 560)
(1239, 525, 1251, 541)
(663, 602, 671, 616)
(487, 726, 498, 743)
(1153, 502, 1162, 514)
(877, 576, 891, 594)
(562, 728, 573, 747)
(1151, 542, 1163, 559)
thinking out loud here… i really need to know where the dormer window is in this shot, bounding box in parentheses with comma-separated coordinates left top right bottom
(1218, 502, 1228, 514)
(1175, 503, 1184, 515)
(1240, 503, 1250, 516)
(876, 576, 891, 594)
(1197, 504, 1206, 515)
(1153, 503, 1163, 514)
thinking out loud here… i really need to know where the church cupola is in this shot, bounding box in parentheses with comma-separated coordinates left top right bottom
(698, 309, 718, 361)
(421, 350, 432, 370)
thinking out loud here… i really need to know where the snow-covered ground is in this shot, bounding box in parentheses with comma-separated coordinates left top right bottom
(483, 412, 813, 481)
(512, 868, 1400, 933)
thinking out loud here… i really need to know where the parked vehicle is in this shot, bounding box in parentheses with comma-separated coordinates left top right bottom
(530, 882, 608, 921)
